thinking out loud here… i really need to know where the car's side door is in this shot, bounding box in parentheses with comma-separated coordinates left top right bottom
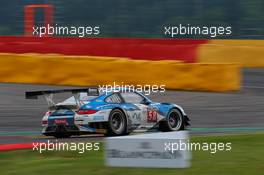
(120, 92, 151, 128)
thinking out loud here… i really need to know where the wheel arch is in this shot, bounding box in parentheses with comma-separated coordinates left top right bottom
(168, 106, 190, 126)
(168, 107, 184, 117)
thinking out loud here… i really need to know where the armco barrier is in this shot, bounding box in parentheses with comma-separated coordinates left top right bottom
(198, 40, 264, 68)
(0, 36, 208, 63)
(0, 53, 240, 92)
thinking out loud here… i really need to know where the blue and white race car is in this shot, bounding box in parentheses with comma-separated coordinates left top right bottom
(26, 87, 190, 138)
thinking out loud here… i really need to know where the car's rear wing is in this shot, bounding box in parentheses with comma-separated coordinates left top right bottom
(25, 87, 99, 99)
(25, 87, 99, 107)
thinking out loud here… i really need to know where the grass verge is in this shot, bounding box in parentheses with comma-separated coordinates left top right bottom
(0, 133, 263, 175)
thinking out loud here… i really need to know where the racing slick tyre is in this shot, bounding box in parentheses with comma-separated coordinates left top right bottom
(105, 109, 127, 136)
(159, 108, 184, 132)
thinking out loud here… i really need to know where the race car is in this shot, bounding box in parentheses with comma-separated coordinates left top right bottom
(26, 87, 190, 138)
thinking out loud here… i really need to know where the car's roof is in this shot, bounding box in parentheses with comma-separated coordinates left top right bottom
(56, 88, 146, 106)
(99, 87, 141, 94)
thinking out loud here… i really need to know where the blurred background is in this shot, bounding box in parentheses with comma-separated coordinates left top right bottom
(0, 0, 263, 38)
(0, 1, 263, 175)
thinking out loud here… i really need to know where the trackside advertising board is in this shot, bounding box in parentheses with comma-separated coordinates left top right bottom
(105, 131, 191, 168)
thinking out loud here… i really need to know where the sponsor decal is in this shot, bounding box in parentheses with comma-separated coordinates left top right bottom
(147, 108, 157, 122)
(54, 119, 68, 125)
(93, 115, 105, 120)
(132, 112, 141, 121)
(96, 129, 107, 134)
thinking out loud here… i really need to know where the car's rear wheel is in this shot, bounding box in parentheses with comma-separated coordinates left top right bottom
(105, 109, 127, 136)
(159, 109, 184, 132)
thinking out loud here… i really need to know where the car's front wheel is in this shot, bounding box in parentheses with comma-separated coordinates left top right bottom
(159, 109, 184, 132)
(106, 109, 127, 136)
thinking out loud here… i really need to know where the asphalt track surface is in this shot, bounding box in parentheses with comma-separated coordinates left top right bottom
(0, 68, 263, 144)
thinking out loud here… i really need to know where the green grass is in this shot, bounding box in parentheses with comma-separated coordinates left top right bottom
(0, 133, 264, 175)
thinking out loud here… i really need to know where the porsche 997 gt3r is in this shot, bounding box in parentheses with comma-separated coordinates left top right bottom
(25, 87, 190, 138)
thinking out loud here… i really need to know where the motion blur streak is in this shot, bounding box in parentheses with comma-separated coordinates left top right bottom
(0, 37, 263, 68)
(0, 53, 240, 92)
(198, 40, 264, 68)
(0, 143, 33, 151)
(0, 37, 207, 63)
